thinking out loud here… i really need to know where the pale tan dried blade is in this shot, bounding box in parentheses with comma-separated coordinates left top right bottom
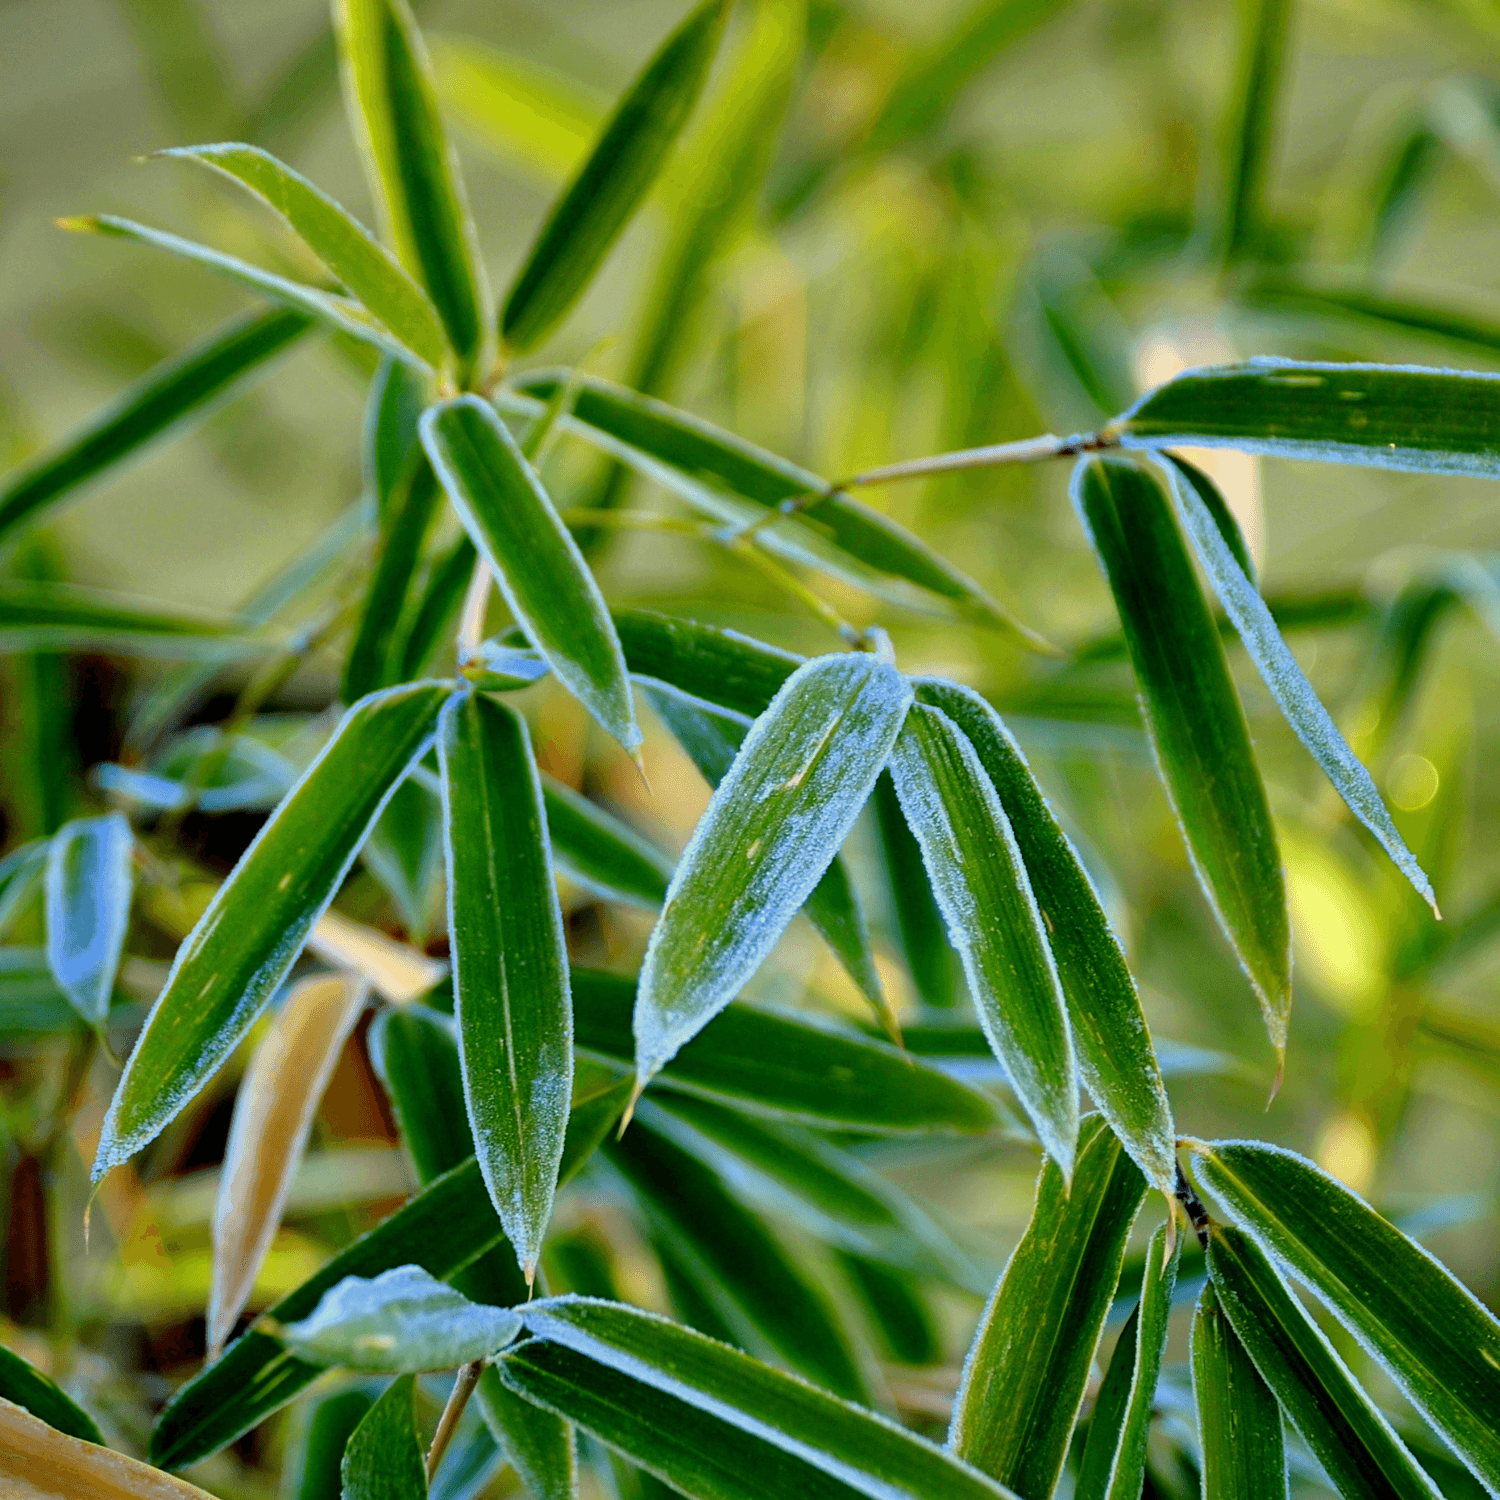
(0, 1397, 218, 1498)
(308, 908, 447, 1003)
(207, 974, 369, 1357)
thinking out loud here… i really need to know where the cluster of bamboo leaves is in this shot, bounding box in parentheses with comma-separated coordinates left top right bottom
(4, 0, 1500, 1498)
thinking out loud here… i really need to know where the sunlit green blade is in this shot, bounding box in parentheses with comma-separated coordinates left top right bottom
(1205, 1224, 1443, 1500)
(283, 1388, 374, 1500)
(501, 376, 1046, 643)
(0, 581, 259, 658)
(440, 691, 572, 1281)
(635, 653, 911, 1086)
(0, 1343, 104, 1446)
(888, 701, 1077, 1172)
(341, 1375, 425, 1500)
(949, 1116, 1146, 1495)
(334, 0, 489, 376)
(160, 143, 449, 369)
(1191, 1140, 1500, 1490)
(1191, 1284, 1287, 1500)
(1167, 453, 1258, 584)
(910, 678, 1174, 1190)
(1162, 455, 1436, 913)
(617, 607, 799, 718)
(838, 1253, 942, 1367)
(396, 532, 476, 681)
(1076, 1223, 1180, 1500)
(610, 1116, 869, 1402)
(60, 216, 424, 367)
(43, 812, 132, 1027)
(500, 0, 728, 352)
(475, 1364, 577, 1500)
(510, 1297, 1021, 1499)
(96, 682, 447, 1178)
(542, 773, 672, 909)
(1115, 360, 1500, 478)
(422, 396, 639, 751)
(1073, 456, 1290, 1056)
(362, 773, 443, 943)
(573, 967, 999, 1134)
(0, 306, 307, 543)
(1221, 0, 1292, 260)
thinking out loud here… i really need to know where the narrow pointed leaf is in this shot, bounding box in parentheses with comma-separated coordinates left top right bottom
(837, 1254, 941, 1367)
(949, 1116, 1147, 1496)
(396, 533, 477, 681)
(366, 355, 426, 521)
(1162, 455, 1436, 911)
(543, 774, 673, 908)
(0, 1345, 104, 1446)
(1192, 1284, 1288, 1500)
(1076, 1306, 1140, 1500)
(43, 812, 132, 1027)
(614, 606, 799, 718)
(284, 1389, 376, 1500)
(912, 678, 1175, 1190)
(0, 306, 308, 543)
(335, 0, 488, 375)
(508, 1297, 1022, 1500)
(96, 682, 447, 1178)
(208, 974, 368, 1357)
(635, 653, 911, 1084)
(440, 691, 572, 1279)
(1115, 359, 1500, 478)
(361, 774, 444, 942)
(341, 1375, 425, 1500)
(423, 396, 638, 751)
(161, 143, 449, 369)
(1204, 1224, 1443, 1500)
(0, 582, 257, 657)
(888, 701, 1077, 1170)
(1192, 1140, 1500, 1491)
(62, 216, 427, 367)
(501, 1, 727, 352)
(1073, 456, 1290, 1053)
(475, 1364, 577, 1500)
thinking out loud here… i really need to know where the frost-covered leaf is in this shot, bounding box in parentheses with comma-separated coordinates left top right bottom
(44, 811, 133, 1027)
(341, 1375, 426, 1500)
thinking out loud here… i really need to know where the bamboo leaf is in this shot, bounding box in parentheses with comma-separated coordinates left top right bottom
(1191, 1284, 1287, 1500)
(60, 216, 427, 367)
(634, 653, 911, 1087)
(1222, 0, 1292, 260)
(888, 700, 1077, 1172)
(208, 973, 369, 1358)
(1204, 1223, 1443, 1500)
(366, 355, 426, 522)
(0, 306, 308, 543)
(837, 1254, 941, 1367)
(422, 396, 639, 752)
(0, 581, 260, 658)
(949, 1116, 1147, 1496)
(96, 682, 447, 1178)
(160, 143, 449, 370)
(910, 678, 1175, 1190)
(340, 1375, 426, 1500)
(439, 691, 572, 1280)
(474, 1364, 577, 1500)
(1162, 455, 1436, 912)
(464, 638, 551, 692)
(43, 812, 133, 1028)
(0, 1344, 104, 1446)
(278, 1265, 521, 1372)
(542, 773, 673, 909)
(1191, 1140, 1500, 1491)
(334, 0, 489, 376)
(1115, 359, 1500, 479)
(506, 1297, 1021, 1500)
(0, 840, 48, 940)
(395, 533, 476, 682)
(283, 1389, 375, 1500)
(1076, 1305, 1140, 1500)
(361, 774, 444, 943)
(1072, 456, 1290, 1056)
(500, 0, 729, 353)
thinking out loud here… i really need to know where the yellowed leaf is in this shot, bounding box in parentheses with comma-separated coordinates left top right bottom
(308, 908, 447, 1003)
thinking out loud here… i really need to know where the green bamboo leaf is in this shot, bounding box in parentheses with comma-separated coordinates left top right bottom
(422, 396, 639, 752)
(1076, 1222, 1180, 1500)
(837, 1254, 941, 1367)
(634, 653, 911, 1087)
(43, 812, 133, 1028)
(395, 533, 477, 681)
(362, 774, 443, 943)
(1191, 1140, 1500, 1491)
(1161, 455, 1437, 913)
(911, 678, 1175, 1190)
(0, 1343, 104, 1446)
(1191, 1284, 1287, 1500)
(542, 774, 673, 909)
(365, 356, 426, 524)
(334, 0, 489, 376)
(60, 216, 426, 368)
(96, 682, 448, 1178)
(0, 581, 261, 658)
(506, 1297, 1021, 1500)
(1077, 1305, 1139, 1500)
(341, 1375, 426, 1500)
(159, 143, 449, 369)
(888, 701, 1077, 1172)
(0, 949, 86, 1037)
(949, 1116, 1147, 1495)
(464, 639, 551, 692)
(475, 1364, 577, 1500)
(278, 1265, 521, 1372)
(283, 1388, 375, 1500)
(439, 691, 572, 1281)
(0, 840, 48, 941)
(500, 0, 729, 353)
(1221, 0, 1292, 260)
(1204, 1224, 1443, 1500)
(1072, 456, 1290, 1057)
(0, 306, 308, 544)
(574, 967, 1000, 1135)
(1114, 359, 1500, 478)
